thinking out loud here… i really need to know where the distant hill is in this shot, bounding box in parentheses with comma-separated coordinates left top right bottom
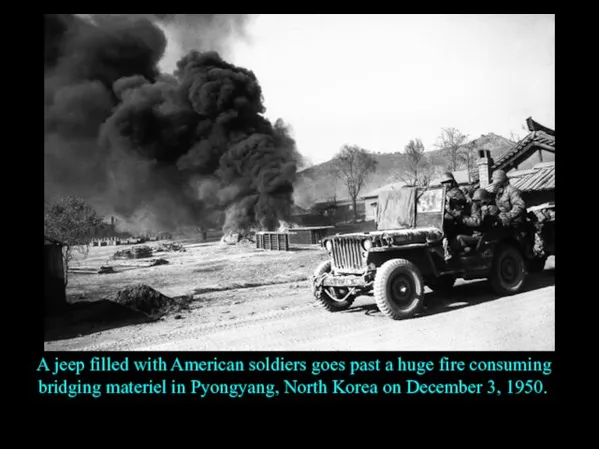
(293, 133, 516, 208)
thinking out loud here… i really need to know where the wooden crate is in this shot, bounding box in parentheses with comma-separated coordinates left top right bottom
(256, 232, 290, 251)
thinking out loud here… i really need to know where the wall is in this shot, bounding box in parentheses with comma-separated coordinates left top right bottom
(365, 199, 378, 221)
(334, 201, 366, 222)
(44, 244, 66, 312)
(292, 214, 336, 227)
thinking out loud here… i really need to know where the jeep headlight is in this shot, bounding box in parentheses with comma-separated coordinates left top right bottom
(325, 240, 333, 251)
(362, 239, 372, 251)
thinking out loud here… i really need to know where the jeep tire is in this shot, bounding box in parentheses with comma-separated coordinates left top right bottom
(489, 244, 526, 295)
(312, 260, 355, 312)
(374, 258, 425, 320)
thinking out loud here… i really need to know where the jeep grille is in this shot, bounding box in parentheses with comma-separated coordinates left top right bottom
(331, 238, 367, 273)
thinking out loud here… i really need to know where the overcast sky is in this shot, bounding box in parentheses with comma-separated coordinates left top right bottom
(163, 14, 555, 165)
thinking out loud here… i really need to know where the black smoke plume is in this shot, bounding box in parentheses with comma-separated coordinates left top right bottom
(44, 14, 299, 235)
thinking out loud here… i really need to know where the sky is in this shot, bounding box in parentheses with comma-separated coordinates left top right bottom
(159, 14, 555, 166)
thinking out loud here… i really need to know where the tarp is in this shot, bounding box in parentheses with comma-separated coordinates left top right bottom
(376, 187, 417, 230)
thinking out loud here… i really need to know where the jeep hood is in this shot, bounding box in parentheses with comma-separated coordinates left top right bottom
(330, 227, 443, 244)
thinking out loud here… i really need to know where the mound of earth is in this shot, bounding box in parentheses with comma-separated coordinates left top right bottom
(154, 242, 186, 252)
(112, 245, 153, 260)
(148, 258, 169, 266)
(112, 284, 185, 317)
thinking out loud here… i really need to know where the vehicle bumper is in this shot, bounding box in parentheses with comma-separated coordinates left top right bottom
(313, 273, 372, 288)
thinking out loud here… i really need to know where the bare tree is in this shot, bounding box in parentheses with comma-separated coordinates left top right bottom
(508, 131, 521, 143)
(509, 124, 529, 143)
(395, 138, 433, 187)
(333, 144, 378, 221)
(435, 127, 469, 172)
(44, 196, 104, 287)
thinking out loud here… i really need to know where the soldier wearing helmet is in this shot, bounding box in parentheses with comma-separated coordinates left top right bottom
(454, 188, 500, 252)
(440, 172, 467, 221)
(490, 169, 527, 226)
(462, 188, 500, 229)
(440, 172, 468, 259)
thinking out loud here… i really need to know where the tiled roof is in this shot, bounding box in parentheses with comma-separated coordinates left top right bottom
(492, 130, 555, 172)
(510, 162, 555, 192)
(468, 118, 555, 180)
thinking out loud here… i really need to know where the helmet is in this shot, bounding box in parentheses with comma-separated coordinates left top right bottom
(472, 188, 491, 202)
(491, 169, 508, 184)
(440, 172, 456, 184)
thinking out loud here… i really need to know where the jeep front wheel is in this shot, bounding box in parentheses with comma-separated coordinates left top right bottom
(312, 260, 355, 312)
(489, 244, 526, 295)
(374, 259, 424, 320)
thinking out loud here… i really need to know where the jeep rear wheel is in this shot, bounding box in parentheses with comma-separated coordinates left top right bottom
(489, 244, 526, 295)
(312, 260, 355, 312)
(374, 259, 424, 320)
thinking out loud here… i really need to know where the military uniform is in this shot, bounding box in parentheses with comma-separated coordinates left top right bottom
(461, 202, 500, 231)
(439, 172, 467, 259)
(495, 184, 527, 226)
(455, 189, 499, 252)
(445, 186, 467, 219)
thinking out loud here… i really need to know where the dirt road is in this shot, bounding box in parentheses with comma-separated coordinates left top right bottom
(45, 258, 555, 351)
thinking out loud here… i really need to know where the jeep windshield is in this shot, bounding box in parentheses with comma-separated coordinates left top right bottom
(417, 188, 444, 214)
(376, 185, 445, 232)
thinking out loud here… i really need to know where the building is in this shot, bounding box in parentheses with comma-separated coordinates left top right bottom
(474, 117, 555, 208)
(44, 235, 67, 312)
(311, 198, 366, 223)
(507, 161, 555, 208)
(361, 182, 406, 221)
(490, 117, 555, 173)
(473, 117, 555, 184)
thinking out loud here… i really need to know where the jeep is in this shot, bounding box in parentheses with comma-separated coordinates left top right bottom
(310, 185, 551, 320)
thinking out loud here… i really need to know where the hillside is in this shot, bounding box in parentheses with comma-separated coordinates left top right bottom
(293, 133, 516, 208)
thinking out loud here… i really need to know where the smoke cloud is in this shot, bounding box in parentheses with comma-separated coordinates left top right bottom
(44, 13, 299, 235)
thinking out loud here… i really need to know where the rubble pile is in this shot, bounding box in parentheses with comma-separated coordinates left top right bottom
(148, 258, 169, 267)
(154, 242, 186, 253)
(112, 284, 178, 317)
(111, 245, 153, 260)
(98, 266, 115, 274)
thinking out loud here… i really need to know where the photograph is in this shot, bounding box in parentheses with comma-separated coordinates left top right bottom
(44, 14, 555, 352)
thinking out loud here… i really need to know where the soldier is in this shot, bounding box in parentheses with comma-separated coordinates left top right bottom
(440, 172, 467, 220)
(456, 188, 500, 252)
(440, 172, 467, 260)
(489, 169, 527, 227)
